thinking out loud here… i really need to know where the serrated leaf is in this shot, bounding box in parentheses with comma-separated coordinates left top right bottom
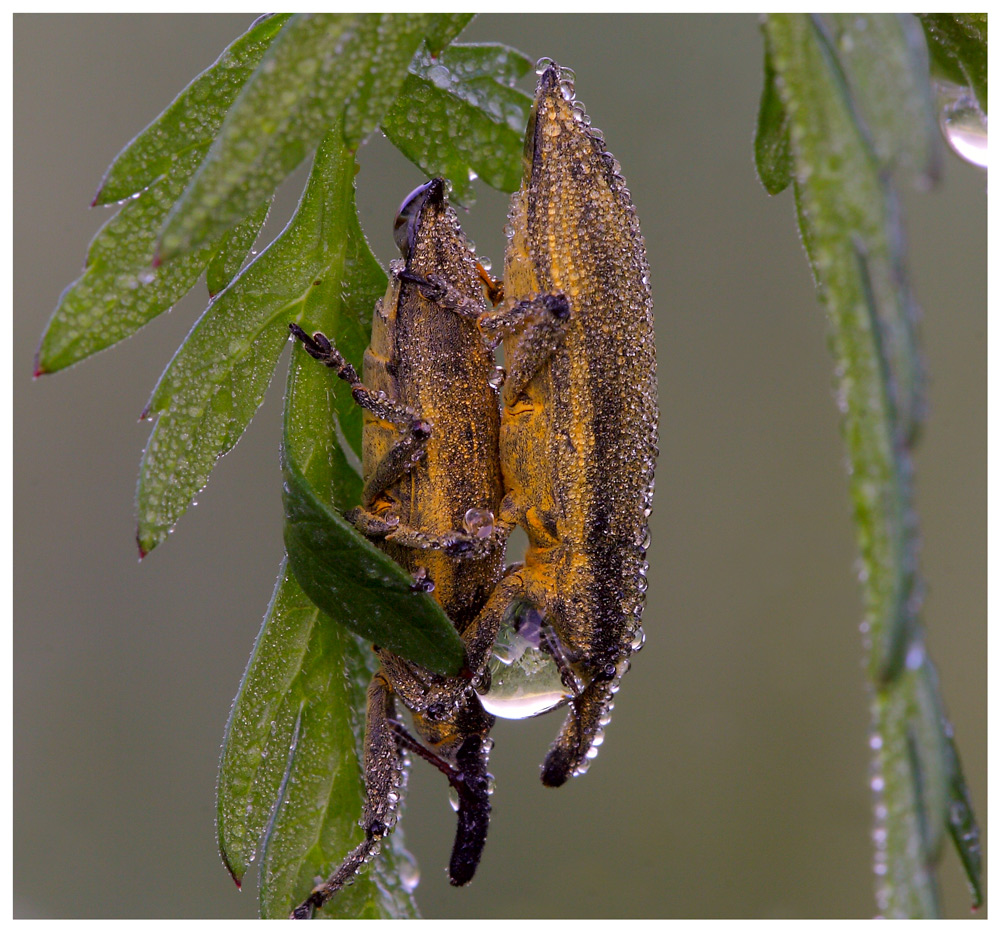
(918, 14, 987, 115)
(158, 14, 435, 260)
(136, 129, 360, 555)
(218, 243, 422, 915)
(94, 13, 291, 206)
(382, 43, 533, 204)
(205, 200, 270, 298)
(217, 559, 418, 919)
(754, 37, 793, 195)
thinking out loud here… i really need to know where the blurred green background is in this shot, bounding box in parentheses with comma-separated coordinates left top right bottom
(14, 14, 985, 919)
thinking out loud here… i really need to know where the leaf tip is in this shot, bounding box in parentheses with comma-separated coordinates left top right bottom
(32, 351, 47, 380)
(219, 844, 246, 890)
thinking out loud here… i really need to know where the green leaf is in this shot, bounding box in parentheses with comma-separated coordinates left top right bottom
(423, 13, 475, 55)
(158, 14, 436, 260)
(37, 15, 289, 376)
(382, 43, 534, 204)
(281, 354, 467, 676)
(823, 14, 940, 185)
(206, 201, 270, 297)
(94, 13, 291, 206)
(764, 13, 982, 916)
(342, 15, 437, 145)
(217, 559, 419, 919)
(918, 14, 987, 115)
(38, 150, 219, 374)
(754, 38, 793, 195)
(136, 129, 360, 555)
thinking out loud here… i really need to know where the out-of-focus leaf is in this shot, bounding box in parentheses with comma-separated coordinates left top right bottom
(754, 38, 793, 195)
(217, 559, 419, 919)
(38, 150, 217, 374)
(158, 14, 435, 260)
(424, 13, 475, 55)
(823, 14, 940, 185)
(343, 15, 436, 144)
(136, 129, 359, 555)
(206, 201, 270, 297)
(382, 43, 533, 204)
(94, 13, 291, 206)
(36, 14, 288, 375)
(764, 13, 982, 916)
(918, 14, 987, 114)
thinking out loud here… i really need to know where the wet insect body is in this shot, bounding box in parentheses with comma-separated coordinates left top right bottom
(289, 179, 503, 916)
(467, 64, 658, 787)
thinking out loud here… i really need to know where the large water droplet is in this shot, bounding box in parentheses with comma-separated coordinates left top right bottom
(936, 83, 988, 169)
(476, 602, 571, 720)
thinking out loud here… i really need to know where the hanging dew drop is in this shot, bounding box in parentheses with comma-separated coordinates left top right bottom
(477, 601, 571, 720)
(936, 82, 987, 169)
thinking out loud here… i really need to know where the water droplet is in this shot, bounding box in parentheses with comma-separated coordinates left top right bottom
(463, 507, 495, 539)
(477, 602, 571, 720)
(448, 786, 460, 812)
(488, 367, 506, 389)
(936, 82, 988, 169)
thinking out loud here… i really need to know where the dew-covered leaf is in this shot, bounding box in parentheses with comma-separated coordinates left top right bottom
(136, 130, 359, 555)
(822, 14, 940, 185)
(217, 558, 419, 919)
(94, 13, 291, 206)
(754, 37, 793, 195)
(206, 201, 270, 297)
(765, 13, 982, 915)
(36, 151, 262, 375)
(342, 15, 435, 145)
(158, 14, 436, 260)
(382, 43, 533, 204)
(918, 14, 987, 115)
(423, 13, 475, 55)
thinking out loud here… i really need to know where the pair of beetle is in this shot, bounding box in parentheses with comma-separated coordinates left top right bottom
(289, 63, 657, 918)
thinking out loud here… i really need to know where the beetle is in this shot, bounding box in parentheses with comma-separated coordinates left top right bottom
(288, 178, 504, 917)
(458, 62, 658, 788)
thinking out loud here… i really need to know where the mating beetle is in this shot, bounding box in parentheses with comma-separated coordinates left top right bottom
(289, 179, 503, 916)
(461, 62, 658, 787)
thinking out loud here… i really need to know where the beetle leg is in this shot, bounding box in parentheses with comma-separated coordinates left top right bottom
(289, 323, 432, 508)
(457, 570, 530, 677)
(478, 293, 571, 404)
(291, 671, 407, 919)
(540, 669, 620, 789)
(385, 719, 492, 886)
(346, 507, 502, 560)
